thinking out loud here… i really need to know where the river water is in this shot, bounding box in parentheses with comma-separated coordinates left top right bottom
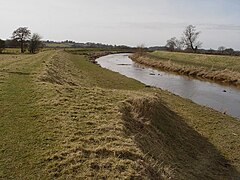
(96, 53, 240, 119)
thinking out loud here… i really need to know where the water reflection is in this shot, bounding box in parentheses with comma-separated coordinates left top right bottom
(97, 53, 240, 119)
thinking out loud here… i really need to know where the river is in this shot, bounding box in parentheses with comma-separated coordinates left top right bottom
(96, 53, 240, 119)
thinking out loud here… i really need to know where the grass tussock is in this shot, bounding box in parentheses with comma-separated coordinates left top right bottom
(131, 53, 240, 87)
(0, 50, 240, 179)
(121, 96, 239, 179)
(36, 51, 170, 179)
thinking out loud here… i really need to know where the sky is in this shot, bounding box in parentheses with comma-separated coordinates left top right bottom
(0, 0, 240, 49)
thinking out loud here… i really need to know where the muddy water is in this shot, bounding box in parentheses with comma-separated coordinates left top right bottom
(96, 53, 240, 119)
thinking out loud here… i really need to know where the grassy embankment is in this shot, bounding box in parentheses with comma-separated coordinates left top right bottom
(65, 48, 135, 63)
(131, 51, 240, 87)
(0, 49, 240, 179)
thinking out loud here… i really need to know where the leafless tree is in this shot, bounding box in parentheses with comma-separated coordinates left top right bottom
(175, 39, 184, 50)
(218, 46, 226, 54)
(224, 48, 234, 55)
(28, 33, 42, 54)
(12, 27, 31, 53)
(166, 37, 183, 51)
(181, 25, 202, 53)
(166, 37, 177, 51)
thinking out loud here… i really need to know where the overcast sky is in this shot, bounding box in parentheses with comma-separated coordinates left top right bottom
(0, 0, 240, 49)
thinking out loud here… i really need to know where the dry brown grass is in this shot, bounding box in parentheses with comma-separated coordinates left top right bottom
(36, 51, 172, 179)
(151, 51, 240, 72)
(36, 51, 240, 179)
(121, 96, 239, 179)
(1, 50, 240, 179)
(131, 53, 240, 87)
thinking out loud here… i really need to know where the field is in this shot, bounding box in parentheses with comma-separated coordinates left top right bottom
(44, 42, 74, 48)
(131, 51, 240, 86)
(1, 48, 21, 54)
(0, 49, 240, 179)
(151, 51, 240, 72)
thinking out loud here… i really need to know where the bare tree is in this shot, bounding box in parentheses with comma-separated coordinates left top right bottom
(166, 37, 183, 51)
(224, 48, 234, 55)
(218, 46, 226, 54)
(181, 25, 202, 53)
(0, 39, 5, 53)
(166, 37, 177, 51)
(28, 33, 42, 54)
(175, 39, 184, 50)
(12, 27, 31, 53)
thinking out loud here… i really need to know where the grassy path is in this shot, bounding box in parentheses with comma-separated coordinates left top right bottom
(0, 51, 56, 179)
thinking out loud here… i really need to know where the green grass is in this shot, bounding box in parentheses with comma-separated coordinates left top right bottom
(2, 48, 21, 54)
(1, 48, 49, 54)
(151, 51, 240, 72)
(69, 54, 144, 90)
(65, 48, 135, 57)
(0, 51, 57, 178)
(0, 50, 240, 179)
(44, 42, 73, 48)
(66, 48, 113, 53)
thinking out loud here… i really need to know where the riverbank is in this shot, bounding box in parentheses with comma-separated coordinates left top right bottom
(130, 52, 240, 87)
(0, 50, 240, 179)
(65, 48, 135, 64)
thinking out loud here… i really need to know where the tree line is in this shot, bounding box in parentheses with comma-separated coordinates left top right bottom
(165, 25, 239, 56)
(0, 27, 43, 54)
